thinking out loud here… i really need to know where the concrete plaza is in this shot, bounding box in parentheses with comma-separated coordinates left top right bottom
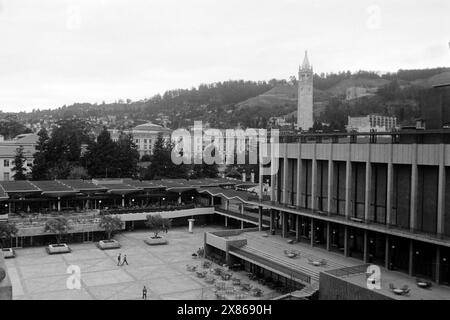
(4, 226, 277, 300)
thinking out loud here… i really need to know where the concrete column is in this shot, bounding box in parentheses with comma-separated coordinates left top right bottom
(269, 209, 275, 232)
(364, 145, 372, 221)
(311, 143, 317, 210)
(363, 230, 368, 262)
(344, 226, 349, 257)
(408, 239, 414, 276)
(345, 144, 352, 218)
(241, 220, 244, 230)
(437, 143, 445, 236)
(211, 195, 214, 206)
(386, 162, 393, 225)
(259, 169, 264, 201)
(8, 202, 11, 214)
(57, 197, 61, 212)
(225, 200, 229, 211)
(296, 153, 303, 207)
(296, 215, 300, 241)
(327, 144, 334, 213)
(385, 235, 390, 269)
(410, 144, 418, 231)
(224, 216, 228, 227)
(326, 222, 331, 251)
(258, 206, 263, 231)
(122, 194, 125, 207)
(188, 218, 195, 233)
(270, 170, 276, 202)
(283, 156, 288, 204)
(282, 212, 289, 238)
(436, 246, 441, 284)
(310, 218, 315, 247)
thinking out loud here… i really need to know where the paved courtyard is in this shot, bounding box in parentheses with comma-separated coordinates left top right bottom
(4, 226, 277, 300)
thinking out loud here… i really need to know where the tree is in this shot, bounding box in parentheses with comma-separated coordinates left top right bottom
(12, 146, 27, 180)
(144, 133, 188, 179)
(31, 128, 50, 180)
(116, 132, 139, 177)
(0, 222, 18, 248)
(145, 214, 171, 239)
(99, 215, 123, 240)
(84, 127, 118, 178)
(44, 217, 70, 244)
(68, 166, 89, 179)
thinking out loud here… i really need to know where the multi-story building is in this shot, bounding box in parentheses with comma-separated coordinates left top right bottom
(110, 122, 171, 158)
(347, 114, 398, 132)
(0, 133, 38, 181)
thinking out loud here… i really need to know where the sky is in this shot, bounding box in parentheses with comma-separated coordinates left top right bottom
(0, 0, 449, 112)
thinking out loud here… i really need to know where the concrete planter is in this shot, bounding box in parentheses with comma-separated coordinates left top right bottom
(46, 243, 71, 254)
(97, 240, 121, 250)
(144, 237, 168, 245)
(1, 248, 15, 259)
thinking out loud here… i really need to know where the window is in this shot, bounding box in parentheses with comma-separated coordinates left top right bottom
(3, 173, 9, 181)
(3, 160, 9, 167)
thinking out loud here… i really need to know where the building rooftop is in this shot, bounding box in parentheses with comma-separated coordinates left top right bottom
(133, 122, 171, 132)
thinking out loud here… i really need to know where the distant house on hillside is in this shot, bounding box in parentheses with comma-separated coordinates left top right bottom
(346, 115, 398, 132)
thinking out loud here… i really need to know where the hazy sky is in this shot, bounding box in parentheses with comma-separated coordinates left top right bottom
(0, 0, 449, 112)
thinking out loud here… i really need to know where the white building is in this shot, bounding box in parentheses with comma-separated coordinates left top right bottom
(110, 122, 172, 158)
(0, 133, 38, 181)
(346, 115, 398, 132)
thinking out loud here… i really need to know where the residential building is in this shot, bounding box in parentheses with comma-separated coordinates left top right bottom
(347, 115, 398, 132)
(0, 133, 38, 181)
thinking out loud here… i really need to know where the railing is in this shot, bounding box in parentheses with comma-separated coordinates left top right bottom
(247, 198, 450, 243)
(100, 203, 208, 215)
(275, 129, 450, 144)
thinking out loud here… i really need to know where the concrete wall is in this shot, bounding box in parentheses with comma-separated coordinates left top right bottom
(0, 256, 12, 300)
(319, 272, 391, 300)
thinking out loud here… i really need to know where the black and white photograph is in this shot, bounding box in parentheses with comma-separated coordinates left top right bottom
(0, 0, 450, 308)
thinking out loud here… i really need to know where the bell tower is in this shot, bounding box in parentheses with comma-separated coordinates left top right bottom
(297, 51, 314, 130)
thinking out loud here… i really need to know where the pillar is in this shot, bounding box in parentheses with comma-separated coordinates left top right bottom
(326, 222, 331, 251)
(188, 218, 195, 233)
(436, 246, 441, 284)
(364, 145, 372, 221)
(270, 173, 276, 202)
(344, 226, 349, 257)
(225, 200, 229, 211)
(363, 230, 368, 263)
(258, 206, 263, 231)
(178, 193, 182, 204)
(311, 143, 317, 210)
(57, 197, 61, 212)
(270, 209, 275, 232)
(386, 163, 393, 225)
(241, 220, 244, 230)
(410, 144, 418, 231)
(122, 194, 125, 207)
(310, 218, 315, 247)
(408, 239, 414, 276)
(327, 144, 334, 213)
(283, 156, 288, 204)
(224, 216, 228, 227)
(259, 169, 264, 201)
(385, 235, 390, 269)
(295, 215, 300, 241)
(296, 149, 302, 207)
(211, 195, 215, 206)
(281, 212, 287, 238)
(437, 143, 445, 236)
(345, 144, 352, 218)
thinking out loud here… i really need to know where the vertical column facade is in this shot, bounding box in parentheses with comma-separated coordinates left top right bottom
(283, 155, 289, 204)
(410, 144, 418, 231)
(364, 145, 372, 221)
(311, 143, 318, 210)
(345, 144, 352, 218)
(327, 144, 334, 213)
(437, 143, 445, 235)
(386, 144, 394, 225)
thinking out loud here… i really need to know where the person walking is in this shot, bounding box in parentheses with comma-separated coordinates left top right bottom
(117, 253, 122, 266)
(142, 286, 147, 300)
(121, 254, 128, 266)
